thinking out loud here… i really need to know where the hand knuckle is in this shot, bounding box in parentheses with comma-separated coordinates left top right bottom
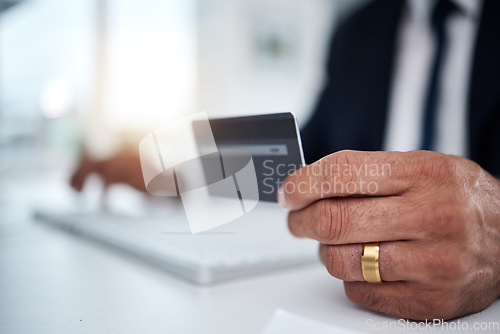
(408, 153, 456, 185)
(313, 201, 334, 241)
(430, 204, 467, 238)
(433, 155, 456, 178)
(313, 200, 350, 243)
(327, 150, 351, 168)
(322, 150, 356, 186)
(423, 247, 467, 285)
(423, 154, 458, 181)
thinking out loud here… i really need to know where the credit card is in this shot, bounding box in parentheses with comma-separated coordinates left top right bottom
(193, 112, 305, 202)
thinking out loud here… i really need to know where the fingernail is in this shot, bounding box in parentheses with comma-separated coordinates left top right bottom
(277, 185, 288, 209)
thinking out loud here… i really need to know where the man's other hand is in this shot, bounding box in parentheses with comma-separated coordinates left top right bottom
(70, 152, 146, 193)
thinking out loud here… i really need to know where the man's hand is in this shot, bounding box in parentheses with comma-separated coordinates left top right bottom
(279, 150, 500, 320)
(70, 152, 147, 193)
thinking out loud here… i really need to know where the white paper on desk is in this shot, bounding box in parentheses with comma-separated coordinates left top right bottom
(262, 309, 367, 334)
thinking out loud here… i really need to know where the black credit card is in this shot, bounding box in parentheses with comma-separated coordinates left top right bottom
(193, 112, 305, 202)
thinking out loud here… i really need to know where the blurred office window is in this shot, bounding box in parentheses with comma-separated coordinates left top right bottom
(83, 0, 198, 158)
(0, 0, 198, 166)
(0, 0, 366, 172)
(0, 0, 93, 170)
(103, 0, 197, 130)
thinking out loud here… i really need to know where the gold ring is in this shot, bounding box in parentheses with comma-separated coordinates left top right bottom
(362, 242, 382, 283)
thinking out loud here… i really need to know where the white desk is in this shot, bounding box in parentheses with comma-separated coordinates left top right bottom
(1, 170, 499, 334)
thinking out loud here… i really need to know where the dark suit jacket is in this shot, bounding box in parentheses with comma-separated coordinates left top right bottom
(301, 0, 500, 176)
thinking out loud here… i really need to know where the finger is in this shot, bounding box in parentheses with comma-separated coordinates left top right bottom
(70, 158, 97, 191)
(279, 150, 428, 211)
(343, 281, 459, 320)
(288, 197, 424, 244)
(319, 241, 426, 282)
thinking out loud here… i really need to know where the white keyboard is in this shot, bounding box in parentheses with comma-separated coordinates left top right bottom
(34, 208, 318, 285)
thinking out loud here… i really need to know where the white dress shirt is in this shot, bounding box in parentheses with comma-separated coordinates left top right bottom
(383, 0, 482, 157)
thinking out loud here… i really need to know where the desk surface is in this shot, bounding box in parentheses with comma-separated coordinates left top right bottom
(1, 169, 499, 334)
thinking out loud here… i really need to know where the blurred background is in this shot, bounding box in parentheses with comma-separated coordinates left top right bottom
(0, 0, 365, 224)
